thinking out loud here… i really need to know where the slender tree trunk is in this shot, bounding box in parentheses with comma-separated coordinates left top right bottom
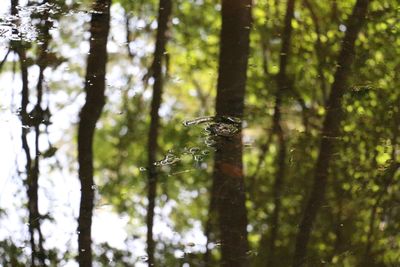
(213, 1, 252, 266)
(265, 1, 295, 265)
(145, 0, 172, 266)
(303, 0, 328, 103)
(292, 1, 370, 266)
(18, 44, 38, 267)
(77, 1, 111, 266)
(30, 4, 53, 264)
(0, 48, 11, 71)
(10, 0, 44, 265)
(125, 13, 135, 60)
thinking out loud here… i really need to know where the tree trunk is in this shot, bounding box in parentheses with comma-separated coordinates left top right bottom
(292, 1, 370, 266)
(10, 0, 48, 265)
(213, 1, 252, 266)
(145, 0, 172, 266)
(303, 0, 328, 103)
(266, 0, 295, 266)
(30, 3, 53, 264)
(17, 42, 38, 267)
(77, 1, 111, 266)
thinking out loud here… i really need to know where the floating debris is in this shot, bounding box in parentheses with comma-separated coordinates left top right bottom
(153, 151, 181, 166)
(205, 122, 239, 137)
(183, 115, 241, 138)
(183, 116, 214, 126)
(183, 115, 241, 127)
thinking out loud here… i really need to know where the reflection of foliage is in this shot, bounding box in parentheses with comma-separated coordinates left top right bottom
(0, 239, 61, 266)
(1, 0, 400, 265)
(0, 240, 25, 267)
(94, 0, 400, 265)
(94, 242, 133, 266)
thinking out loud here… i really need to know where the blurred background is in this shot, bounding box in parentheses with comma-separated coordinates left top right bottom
(0, 0, 399, 266)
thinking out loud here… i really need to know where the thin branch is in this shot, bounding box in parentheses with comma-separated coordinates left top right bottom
(303, 0, 328, 104)
(0, 48, 11, 72)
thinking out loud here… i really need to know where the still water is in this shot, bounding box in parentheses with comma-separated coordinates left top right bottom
(0, 0, 399, 266)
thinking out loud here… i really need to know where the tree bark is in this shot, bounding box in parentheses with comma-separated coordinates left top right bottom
(213, 1, 252, 266)
(292, 1, 370, 266)
(77, 1, 111, 266)
(145, 0, 172, 266)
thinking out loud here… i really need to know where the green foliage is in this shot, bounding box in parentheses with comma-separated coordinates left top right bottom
(2, 0, 400, 265)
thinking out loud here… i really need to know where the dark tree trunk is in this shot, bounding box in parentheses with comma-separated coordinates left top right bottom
(265, 1, 295, 266)
(10, 0, 47, 265)
(292, 1, 370, 266)
(145, 0, 172, 266)
(77, 1, 111, 266)
(30, 3, 53, 264)
(17, 43, 38, 267)
(213, 1, 252, 266)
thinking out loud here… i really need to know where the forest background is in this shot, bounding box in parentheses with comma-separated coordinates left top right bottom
(0, 0, 399, 266)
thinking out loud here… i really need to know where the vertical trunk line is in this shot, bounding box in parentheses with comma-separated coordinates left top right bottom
(31, 4, 53, 263)
(10, 0, 38, 265)
(77, 1, 111, 266)
(303, 0, 328, 103)
(266, 0, 295, 265)
(292, 1, 370, 266)
(145, 0, 172, 266)
(214, 1, 252, 266)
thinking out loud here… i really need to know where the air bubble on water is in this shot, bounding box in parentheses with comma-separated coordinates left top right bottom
(194, 155, 204, 162)
(186, 242, 195, 247)
(207, 241, 221, 250)
(138, 255, 148, 262)
(189, 147, 200, 154)
(201, 150, 210, 155)
(205, 137, 217, 147)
